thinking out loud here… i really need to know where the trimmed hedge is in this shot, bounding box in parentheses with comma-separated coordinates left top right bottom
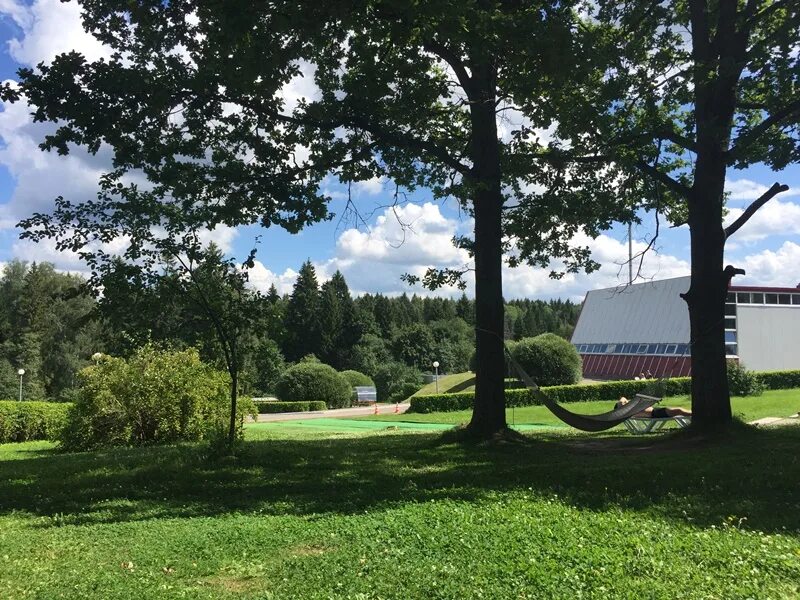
(254, 400, 327, 414)
(409, 377, 692, 414)
(758, 370, 800, 390)
(0, 401, 71, 443)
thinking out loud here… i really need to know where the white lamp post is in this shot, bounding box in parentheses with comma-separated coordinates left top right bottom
(432, 361, 440, 393)
(17, 369, 24, 402)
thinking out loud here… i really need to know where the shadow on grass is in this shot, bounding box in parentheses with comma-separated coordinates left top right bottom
(0, 424, 798, 533)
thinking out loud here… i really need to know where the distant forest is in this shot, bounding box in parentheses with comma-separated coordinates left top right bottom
(0, 258, 580, 400)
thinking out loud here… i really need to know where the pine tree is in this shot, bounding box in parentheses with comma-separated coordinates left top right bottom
(266, 284, 280, 305)
(456, 293, 475, 325)
(318, 282, 342, 366)
(283, 261, 321, 361)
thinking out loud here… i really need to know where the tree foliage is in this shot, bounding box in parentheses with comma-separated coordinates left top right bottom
(61, 345, 238, 451)
(4, 0, 639, 439)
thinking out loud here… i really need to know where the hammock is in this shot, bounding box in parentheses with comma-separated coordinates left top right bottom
(504, 348, 661, 432)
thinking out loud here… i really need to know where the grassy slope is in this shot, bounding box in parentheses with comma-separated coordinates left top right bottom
(412, 372, 606, 396)
(412, 371, 476, 396)
(1, 424, 800, 599)
(361, 388, 800, 427)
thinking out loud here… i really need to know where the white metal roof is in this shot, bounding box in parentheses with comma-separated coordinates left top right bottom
(571, 276, 691, 344)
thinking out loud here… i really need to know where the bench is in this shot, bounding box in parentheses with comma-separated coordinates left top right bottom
(623, 416, 691, 434)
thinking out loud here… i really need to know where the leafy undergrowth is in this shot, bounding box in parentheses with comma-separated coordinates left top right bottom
(360, 389, 800, 428)
(0, 425, 799, 599)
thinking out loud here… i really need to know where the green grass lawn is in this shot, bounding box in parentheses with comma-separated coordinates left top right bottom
(1, 422, 799, 598)
(363, 388, 800, 428)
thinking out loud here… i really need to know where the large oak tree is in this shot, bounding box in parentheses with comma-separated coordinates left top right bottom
(5, 0, 645, 439)
(582, 0, 800, 430)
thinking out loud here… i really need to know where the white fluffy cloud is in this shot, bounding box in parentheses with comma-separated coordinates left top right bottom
(2, 0, 110, 66)
(734, 241, 800, 288)
(246, 261, 298, 296)
(249, 202, 691, 301)
(723, 197, 800, 243)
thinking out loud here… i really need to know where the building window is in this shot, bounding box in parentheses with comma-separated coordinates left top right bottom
(737, 292, 751, 303)
(752, 292, 764, 303)
(725, 343, 738, 356)
(779, 294, 791, 305)
(766, 293, 778, 304)
(637, 344, 647, 354)
(607, 344, 616, 353)
(666, 344, 677, 354)
(725, 303, 737, 316)
(725, 317, 736, 329)
(725, 331, 737, 343)
(793, 295, 800, 305)
(656, 344, 667, 354)
(726, 292, 735, 302)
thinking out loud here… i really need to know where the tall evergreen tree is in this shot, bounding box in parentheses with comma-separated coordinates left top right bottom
(318, 282, 343, 366)
(266, 284, 280, 305)
(455, 293, 475, 326)
(283, 261, 322, 361)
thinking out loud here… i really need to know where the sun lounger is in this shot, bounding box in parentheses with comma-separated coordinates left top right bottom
(623, 415, 691, 434)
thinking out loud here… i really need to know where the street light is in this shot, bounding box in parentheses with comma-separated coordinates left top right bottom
(432, 361, 440, 393)
(17, 369, 24, 402)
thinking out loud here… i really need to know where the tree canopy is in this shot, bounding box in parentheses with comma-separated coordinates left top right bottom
(4, 0, 644, 439)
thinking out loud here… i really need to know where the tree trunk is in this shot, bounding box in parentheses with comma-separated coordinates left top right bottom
(228, 355, 239, 451)
(685, 154, 732, 431)
(466, 63, 507, 439)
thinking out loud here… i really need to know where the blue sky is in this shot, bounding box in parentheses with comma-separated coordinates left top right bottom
(1, 1, 799, 301)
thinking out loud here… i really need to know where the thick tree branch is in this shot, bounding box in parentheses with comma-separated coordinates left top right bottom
(724, 182, 789, 239)
(658, 128, 698, 153)
(423, 39, 473, 97)
(728, 98, 800, 161)
(635, 160, 691, 198)
(252, 101, 472, 177)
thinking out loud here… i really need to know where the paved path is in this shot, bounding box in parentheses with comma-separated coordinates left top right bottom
(253, 403, 410, 423)
(749, 414, 800, 427)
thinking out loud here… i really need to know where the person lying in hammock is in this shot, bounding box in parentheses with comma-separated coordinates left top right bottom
(615, 397, 692, 419)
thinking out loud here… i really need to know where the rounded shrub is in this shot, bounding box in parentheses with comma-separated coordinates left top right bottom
(61, 345, 233, 451)
(373, 361, 424, 403)
(510, 333, 581, 386)
(727, 359, 764, 396)
(275, 362, 352, 409)
(340, 370, 374, 387)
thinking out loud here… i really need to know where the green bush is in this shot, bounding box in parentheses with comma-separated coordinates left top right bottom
(254, 400, 327, 413)
(408, 377, 692, 413)
(340, 370, 374, 387)
(0, 401, 71, 443)
(510, 334, 581, 386)
(727, 360, 764, 397)
(61, 346, 236, 451)
(275, 362, 352, 408)
(373, 362, 423, 402)
(756, 369, 800, 390)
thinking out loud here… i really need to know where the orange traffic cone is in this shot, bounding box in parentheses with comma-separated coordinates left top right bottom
(373, 402, 379, 415)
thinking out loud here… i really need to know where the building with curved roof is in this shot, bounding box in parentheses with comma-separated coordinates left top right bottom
(571, 276, 800, 380)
